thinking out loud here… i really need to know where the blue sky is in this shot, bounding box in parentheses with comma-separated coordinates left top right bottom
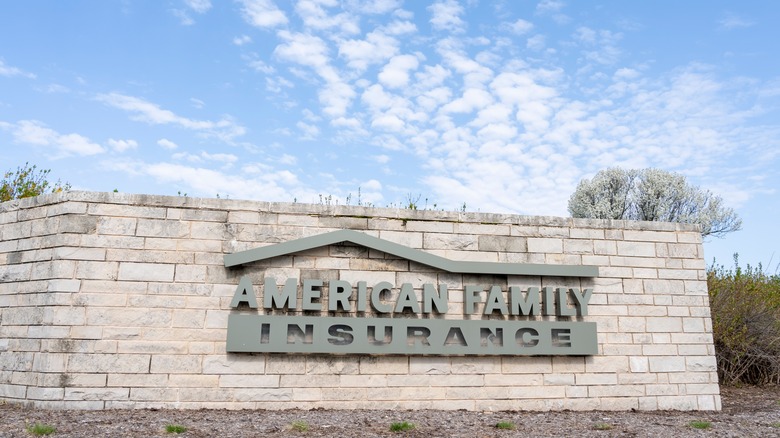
(1, 1, 778, 269)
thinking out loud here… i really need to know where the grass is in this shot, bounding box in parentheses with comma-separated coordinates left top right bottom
(771, 422, 780, 428)
(26, 423, 56, 436)
(165, 424, 187, 434)
(389, 421, 415, 432)
(495, 421, 515, 430)
(593, 422, 613, 430)
(688, 420, 712, 430)
(290, 420, 310, 432)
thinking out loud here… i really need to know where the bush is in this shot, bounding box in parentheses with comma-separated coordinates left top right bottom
(708, 256, 780, 385)
(1, 162, 70, 202)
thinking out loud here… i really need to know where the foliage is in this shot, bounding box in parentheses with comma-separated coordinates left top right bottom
(290, 420, 310, 432)
(568, 167, 741, 237)
(165, 424, 187, 434)
(592, 422, 612, 430)
(26, 423, 56, 436)
(495, 421, 516, 430)
(688, 420, 712, 429)
(1, 162, 70, 202)
(708, 256, 780, 385)
(389, 421, 415, 432)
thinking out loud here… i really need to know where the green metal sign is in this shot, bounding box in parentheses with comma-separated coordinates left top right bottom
(224, 230, 600, 356)
(227, 315, 598, 355)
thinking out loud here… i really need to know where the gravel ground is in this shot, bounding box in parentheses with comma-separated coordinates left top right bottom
(1, 386, 778, 437)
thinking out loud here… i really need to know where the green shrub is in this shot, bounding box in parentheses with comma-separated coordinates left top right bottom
(165, 424, 187, 434)
(389, 421, 415, 432)
(688, 420, 711, 429)
(495, 421, 515, 430)
(27, 423, 56, 436)
(708, 256, 780, 385)
(1, 163, 69, 202)
(290, 420, 309, 432)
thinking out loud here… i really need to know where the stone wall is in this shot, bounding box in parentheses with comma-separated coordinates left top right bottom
(0, 192, 720, 410)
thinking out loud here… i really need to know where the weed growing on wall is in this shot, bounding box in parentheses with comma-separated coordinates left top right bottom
(708, 256, 780, 384)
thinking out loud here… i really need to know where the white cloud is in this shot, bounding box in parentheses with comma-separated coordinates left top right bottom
(382, 20, 417, 35)
(278, 153, 297, 165)
(157, 138, 178, 150)
(107, 138, 138, 152)
(184, 0, 211, 13)
(107, 160, 309, 203)
(296, 120, 320, 139)
(574, 27, 622, 65)
(190, 98, 205, 108)
(248, 58, 276, 74)
(95, 93, 245, 141)
(509, 18, 534, 35)
(4, 120, 105, 157)
(266, 75, 294, 92)
(338, 31, 400, 71)
(0, 60, 35, 79)
(378, 54, 419, 88)
(239, 0, 288, 28)
(719, 14, 754, 30)
(536, 0, 564, 14)
(201, 151, 238, 163)
(172, 2, 210, 26)
(440, 88, 493, 114)
(233, 35, 253, 46)
(274, 31, 333, 77)
(526, 34, 545, 51)
(348, 0, 401, 14)
(428, 0, 465, 33)
(294, 0, 359, 35)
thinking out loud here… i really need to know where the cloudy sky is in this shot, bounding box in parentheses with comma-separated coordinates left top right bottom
(1, 1, 778, 268)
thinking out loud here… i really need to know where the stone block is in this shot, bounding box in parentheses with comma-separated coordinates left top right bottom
(74, 261, 117, 281)
(478, 235, 526, 252)
(135, 219, 190, 238)
(59, 216, 98, 234)
(686, 356, 718, 372)
(423, 233, 477, 251)
(107, 374, 169, 387)
(87, 308, 171, 327)
(68, 354, 150, 373)
(202, 355, 266, 374)
(306, 357, 360, 375)
(575, 373, 617, 385)
(118, 262, 175, 282)
(645, 316, 683, 333)
(527, 238, 562, 253)
(410, 357, 451, 375)
(219, 374, 279, 387)
(649, 356, 686, 373)
(359, 356, 409, 375)
(97, 217, 137, 235)
(404, 220, 453, 233)
(657, 395, 697, 410)
(502, 356, 552, 374)
(617, 241, 656, 257)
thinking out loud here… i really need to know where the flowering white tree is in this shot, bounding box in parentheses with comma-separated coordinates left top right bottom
(568, 168, 742, 237)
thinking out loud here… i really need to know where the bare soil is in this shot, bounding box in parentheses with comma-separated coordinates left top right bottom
(1, 386, 778, 437)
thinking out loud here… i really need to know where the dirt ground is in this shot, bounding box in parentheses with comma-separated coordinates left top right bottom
(1, 386, 778, 437)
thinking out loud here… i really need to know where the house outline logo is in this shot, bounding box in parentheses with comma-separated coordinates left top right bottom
(223, 229, 599, 278)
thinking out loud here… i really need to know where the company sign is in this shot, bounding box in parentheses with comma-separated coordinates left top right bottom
(224, 230, 599, 356)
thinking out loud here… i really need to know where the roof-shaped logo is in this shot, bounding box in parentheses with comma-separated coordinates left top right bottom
(224, 229, 598, 278)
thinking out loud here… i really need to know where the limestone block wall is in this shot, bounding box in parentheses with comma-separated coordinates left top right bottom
(0, 191, 719, 410)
